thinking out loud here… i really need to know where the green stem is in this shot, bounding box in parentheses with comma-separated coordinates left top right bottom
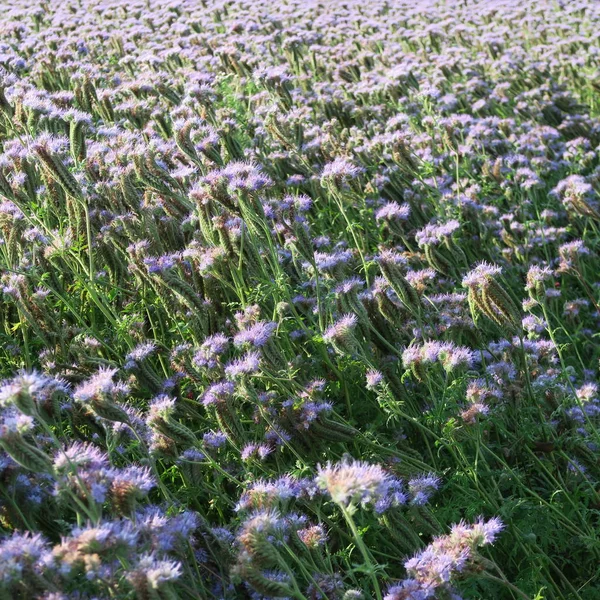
(339, 504, 383, 600)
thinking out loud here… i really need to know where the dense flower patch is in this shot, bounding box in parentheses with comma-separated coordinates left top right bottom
(0, 0, 599, 598)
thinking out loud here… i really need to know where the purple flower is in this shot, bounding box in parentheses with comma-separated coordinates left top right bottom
(148, 394, 176, 419)
(460, 402, 490, 423)
(193, 333, 229, 368)
(415, 220, 460, 247)
(377, 248, 407, 267)
(404, 517, 504, 592)
(126, 554, 182, 589)
(202, 381, 235, 407)
(136, 506, 199, 552)
(233, 321, 277, 348)
(384, 579, 431, 600)
(334, 277, 365, 295)
(408, 473, 440, 505)
(0, 371, 68, 414)
(0, 532, 49, 584)
(466, 516, 504, 545)
(462, 262, 502, 288)
(402, 342, 474, 372)
(236, 475, 306, 511)
(109, 465, 156, 494)
(54, 441, 109, 471)
(297, 525, 328, 549)
(240, 443, 273, 461)
(320, 157, 362, 184)
(0, 407, 35, 439)
(73, 367, 129, 404)
(313, 249, 354, 273)
(322, 314, 358, 345)
(375, 201, 411, 222)
(220, 161, 273, 191)
(203, 430, 228, 448)
(525, 265, 554, 292)
(366, 369, 384, 390)
(125, 342, 158, 367)
(179, 448, 206, 462)
(224, 351, 261, 378)
(557, 241, 589, 272)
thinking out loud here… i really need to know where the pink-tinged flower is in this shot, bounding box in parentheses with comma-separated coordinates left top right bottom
(557, 240, 590, 273)
(525, 265, 554, 292)
(366, 369, 384, 390)
(461, 262, 502, 288)
(404, 517, 504, 592)
(460, 402, 490, 424)
(316, 458, 391, 508)
(402, 342, 474, 372)
(297, 525, 328, 549)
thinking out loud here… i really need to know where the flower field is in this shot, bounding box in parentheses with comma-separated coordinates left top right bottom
(0, 0, 599, 598)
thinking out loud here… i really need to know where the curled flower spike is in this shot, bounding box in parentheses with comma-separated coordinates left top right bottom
(32, 133, 83, 198)
(525, 265, 554, 303)
(73, 367, 131, 423)
(463, 263, 522, 332)
(0, 407, 51, 473)
(322, 313, 360, 355)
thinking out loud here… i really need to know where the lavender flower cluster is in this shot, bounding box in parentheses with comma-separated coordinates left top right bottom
(0, 0, 599, 598)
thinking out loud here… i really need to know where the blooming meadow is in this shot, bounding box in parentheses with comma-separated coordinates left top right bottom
(0, 0, 599, 598)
